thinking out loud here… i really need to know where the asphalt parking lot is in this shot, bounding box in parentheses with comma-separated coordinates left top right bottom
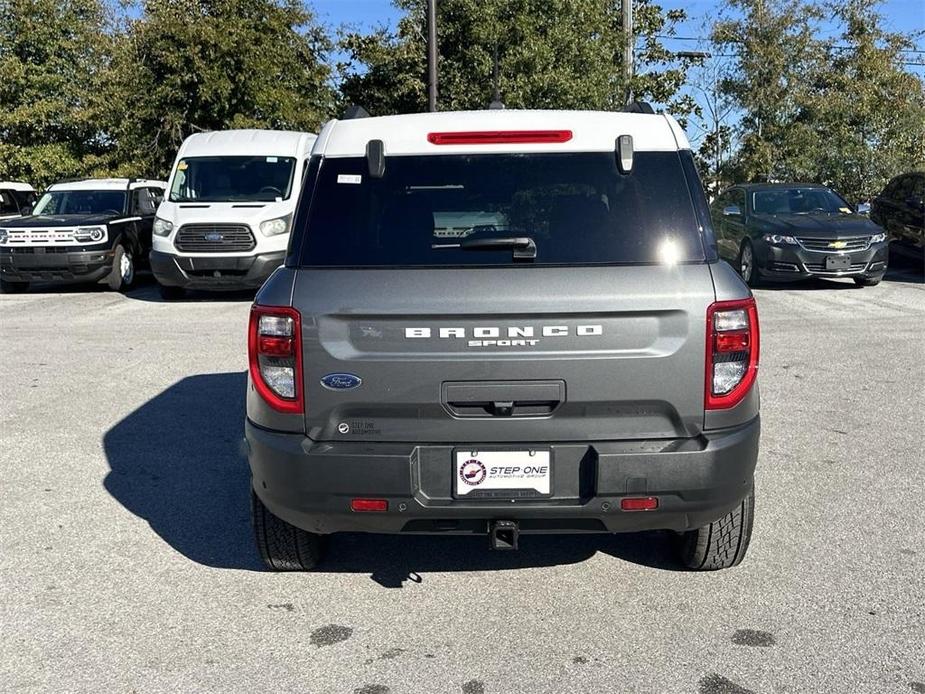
(1, 265, 923, 694)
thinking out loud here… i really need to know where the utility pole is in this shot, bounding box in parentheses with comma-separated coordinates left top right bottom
(623, 0, 633, 104)
(427, 0, 438, 112)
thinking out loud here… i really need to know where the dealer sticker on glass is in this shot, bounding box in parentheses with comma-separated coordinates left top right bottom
(455, 450, 551, 497)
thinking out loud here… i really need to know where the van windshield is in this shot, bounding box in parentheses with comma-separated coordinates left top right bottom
(298, 152, 706, 266)
(169, 156, 296, 202)
(33, 190, 126, 216)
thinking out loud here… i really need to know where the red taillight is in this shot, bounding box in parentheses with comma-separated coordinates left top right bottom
(248, 305, 304, 414)
(620, 497, 659, 511)
(705, 298, 760, 410)
(715, 331, 750, 353)
(350, 498, 388, 512)
(427, 130, 573, 145)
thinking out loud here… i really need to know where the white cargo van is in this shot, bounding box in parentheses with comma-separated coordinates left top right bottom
(151, 129, 316, 298)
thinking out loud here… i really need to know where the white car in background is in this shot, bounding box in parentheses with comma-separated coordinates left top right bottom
(151, 129, 317, 299)
(0, 182, 37, 220)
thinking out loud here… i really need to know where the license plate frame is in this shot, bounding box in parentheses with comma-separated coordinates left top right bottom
(453, 449, 553, 499)
(825, 255, 851, 270)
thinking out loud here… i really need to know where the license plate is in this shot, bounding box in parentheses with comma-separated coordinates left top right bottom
(454, 450, 551, 498)
(825, 255, 851, 270)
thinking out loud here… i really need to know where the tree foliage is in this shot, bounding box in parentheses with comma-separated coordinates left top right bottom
(104, 0, 337, 177)
(0, 0, 111, 186)
(339, 0, 701, 117)
(711, 0, 925, 201)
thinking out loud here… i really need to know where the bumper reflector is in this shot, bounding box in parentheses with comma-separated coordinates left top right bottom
(620, 496, 659, 511)
(351, 498, 388, 513)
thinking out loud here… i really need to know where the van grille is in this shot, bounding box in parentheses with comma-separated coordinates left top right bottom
(796, 236, 870, 252)
(175, 224, 255, 253)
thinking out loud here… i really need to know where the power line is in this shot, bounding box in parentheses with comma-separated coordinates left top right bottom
(649, 33, 925, 54)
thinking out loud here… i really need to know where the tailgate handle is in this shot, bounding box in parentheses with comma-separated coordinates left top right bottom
(442, 380, 565, 418)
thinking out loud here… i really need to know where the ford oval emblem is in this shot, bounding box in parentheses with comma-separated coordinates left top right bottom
(321, 373, 363, 390)
(204, 232, 223, 241)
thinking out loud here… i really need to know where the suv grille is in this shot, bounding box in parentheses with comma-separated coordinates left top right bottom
(796, 236, 869, 252)
(175, 224, 255, 253)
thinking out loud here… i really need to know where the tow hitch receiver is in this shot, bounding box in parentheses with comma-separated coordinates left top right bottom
(489, 520, 519, 550)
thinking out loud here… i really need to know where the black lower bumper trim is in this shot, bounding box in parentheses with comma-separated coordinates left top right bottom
(150, 249, 285, 289)
(246, 417, 761, 535)
(0, 248, 113, 283)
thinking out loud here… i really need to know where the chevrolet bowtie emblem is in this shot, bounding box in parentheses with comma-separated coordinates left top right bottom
(828, 240, 847, 249)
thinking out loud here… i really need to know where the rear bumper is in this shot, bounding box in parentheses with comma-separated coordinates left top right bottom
(246, 417, 760, 535)
(150, 249, 284, 289)
(755, 240, 888, 281)
(0, 247, 113, 283)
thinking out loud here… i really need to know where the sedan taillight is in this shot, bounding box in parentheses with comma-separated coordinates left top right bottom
(248, 305, 304, 414)
(705, 298, 760, 410)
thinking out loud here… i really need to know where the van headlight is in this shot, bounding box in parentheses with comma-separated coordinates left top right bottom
(153, 217, 174, 237)
(0, 229, 7, 244)
(259, 215, 291, 237)
(870, 232, 887, 243)
(74, 226, 106, 242)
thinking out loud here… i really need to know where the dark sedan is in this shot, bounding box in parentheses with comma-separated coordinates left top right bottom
(870, 171, 924, 262)
(711, 183, 889, 287)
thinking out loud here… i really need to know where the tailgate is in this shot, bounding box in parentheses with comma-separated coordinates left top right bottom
(295, 265, 715, 443)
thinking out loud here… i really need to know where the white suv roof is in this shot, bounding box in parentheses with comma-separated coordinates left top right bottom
(0, 181, 36, 192)
(315, 109, 691, 158)
(178, 129, 317, 158)
(48, 178, 167, 192)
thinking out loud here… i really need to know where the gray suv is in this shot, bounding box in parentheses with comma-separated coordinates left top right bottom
(245, 108, 761, 571)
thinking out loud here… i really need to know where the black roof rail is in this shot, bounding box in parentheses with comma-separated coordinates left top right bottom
(620, 101, 656, 115)
(343, 104, 371, 120)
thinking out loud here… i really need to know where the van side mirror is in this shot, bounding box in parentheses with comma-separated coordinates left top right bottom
(722, 205, 742, 218)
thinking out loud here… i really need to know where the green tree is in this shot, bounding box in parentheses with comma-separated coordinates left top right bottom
(339, 0, 701, 117)
(806, 0, 925, 201)
(711, 0, 823, 184)
(105, 0, 337, 177)
(0, 0, 112, 187)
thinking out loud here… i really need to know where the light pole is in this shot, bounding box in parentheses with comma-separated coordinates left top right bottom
(427, 0, 438, 112)
(623, 0, 633, 104)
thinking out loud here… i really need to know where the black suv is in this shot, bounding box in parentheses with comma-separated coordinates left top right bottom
(871, 171, 924, 262)
(711, 183, 889, 286)
(0, 178, 166, 293)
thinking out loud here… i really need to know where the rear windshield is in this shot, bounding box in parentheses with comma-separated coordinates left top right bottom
(169, 156, 297, 202)
(297, 152, 705, 266)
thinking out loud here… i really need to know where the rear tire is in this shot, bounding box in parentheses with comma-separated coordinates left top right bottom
(251, 489, 324, 571)
(107, 243, 134, 292)
(0, 278, 29, 293)
(853, 277, 881, 287)
(158, 284, 185, 300)
(738, 241, 760, 287)
(679, 486, 754, 570)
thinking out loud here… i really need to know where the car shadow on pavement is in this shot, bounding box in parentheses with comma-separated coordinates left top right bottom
(102, 372, 684, 580)
(103, 371, 263, 570)
(124, 280, 258, 304)
(323, 531, 682, 588)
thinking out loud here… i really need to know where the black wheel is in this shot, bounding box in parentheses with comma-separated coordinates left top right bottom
(679, 486, 754, 570)
(158, 284, 186, 300)
(737, 241, 760, 287)
(0, 278, 29, 293)
(107, 243, 135, 292)
(251, 489, 324, 571)
(853, 277, 881, 287)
